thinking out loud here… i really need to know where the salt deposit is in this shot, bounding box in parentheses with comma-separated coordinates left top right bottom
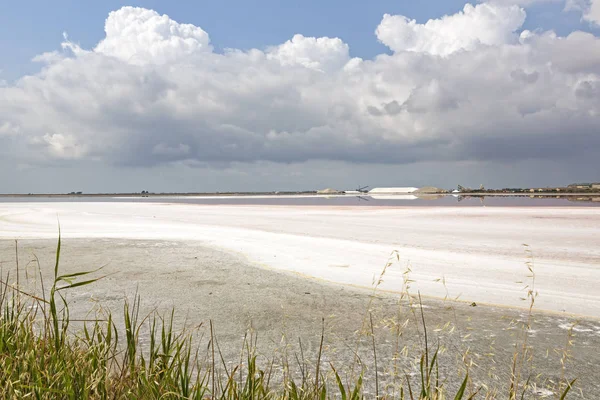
(369, 187, 418, 194)
(0, 201, 598, 317)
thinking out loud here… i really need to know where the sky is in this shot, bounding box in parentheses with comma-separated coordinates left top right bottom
(1, 0, 599, 193)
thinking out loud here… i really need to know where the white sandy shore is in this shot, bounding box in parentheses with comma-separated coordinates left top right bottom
(0, 202, 599, 317)
(112, 194, 351, 199)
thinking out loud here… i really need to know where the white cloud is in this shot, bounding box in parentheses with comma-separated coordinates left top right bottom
(485, 0, 560, 5)
(0, 4, 599, 174)
(589, 0, 600, 22)
(30, 133, 89, 160)
(376, 3, 526, 56)
(95, 6, 212, 65)
(566, 0, 600, 24)
(267, 34, 350, 72)
(0, 122, 20, 136)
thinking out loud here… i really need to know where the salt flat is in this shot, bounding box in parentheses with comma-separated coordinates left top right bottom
(4, 238, 599, 396)
(0, 201, 599, 317)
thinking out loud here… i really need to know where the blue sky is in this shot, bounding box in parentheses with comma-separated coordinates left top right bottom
(0, 0, 593, 82)
(0, 0, 599, 192)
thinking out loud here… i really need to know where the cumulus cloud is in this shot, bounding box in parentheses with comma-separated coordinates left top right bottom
(95, 7, 212, 64)
(566, 0, 600, 24)
(376, 3, 526, 56)
(0, 3, 599, 174)
(267, 34, 350, 72)
(486, 0, 560, 5)
(588, 0, 600, 22)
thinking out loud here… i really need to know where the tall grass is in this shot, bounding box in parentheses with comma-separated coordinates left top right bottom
(0, 235, 578, 399)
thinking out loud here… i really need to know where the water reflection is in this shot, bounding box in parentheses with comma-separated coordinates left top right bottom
(367, 194, 418, 200)
(316, 194, 600, 206)
(1, 194, 599, 207)
(567, 196, 600, 203)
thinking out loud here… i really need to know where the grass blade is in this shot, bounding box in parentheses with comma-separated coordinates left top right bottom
(559, 379, 577, 400)
(454, 374, 469, 400)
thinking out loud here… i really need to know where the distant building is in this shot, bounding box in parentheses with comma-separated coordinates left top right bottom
(568, 183, 600, 189)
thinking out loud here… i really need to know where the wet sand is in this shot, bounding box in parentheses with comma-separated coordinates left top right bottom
(1, 238, 599, 397)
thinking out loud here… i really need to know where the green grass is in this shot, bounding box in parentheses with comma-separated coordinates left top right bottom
(0, 235, 577, 399)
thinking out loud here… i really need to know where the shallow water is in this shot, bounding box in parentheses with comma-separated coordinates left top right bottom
(1, 194, 600, 207)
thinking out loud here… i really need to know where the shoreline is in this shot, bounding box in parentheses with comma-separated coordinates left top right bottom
(0, 191, 599, 198)
(278, 271, 600, 323)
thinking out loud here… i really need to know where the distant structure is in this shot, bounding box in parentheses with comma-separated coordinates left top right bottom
(368, 187, 418, 194)
(317, 188, 343, 194)
(456, 184, 484, 192)
(414, 186, 446, 194)
(344, 185, 369, 195)
(568, 183, 600, 190)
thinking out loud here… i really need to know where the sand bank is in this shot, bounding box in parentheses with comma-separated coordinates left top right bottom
(0, 202, 599, 317)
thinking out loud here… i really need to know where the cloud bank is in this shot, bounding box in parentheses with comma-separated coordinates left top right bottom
(0, 4, 599, 174)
